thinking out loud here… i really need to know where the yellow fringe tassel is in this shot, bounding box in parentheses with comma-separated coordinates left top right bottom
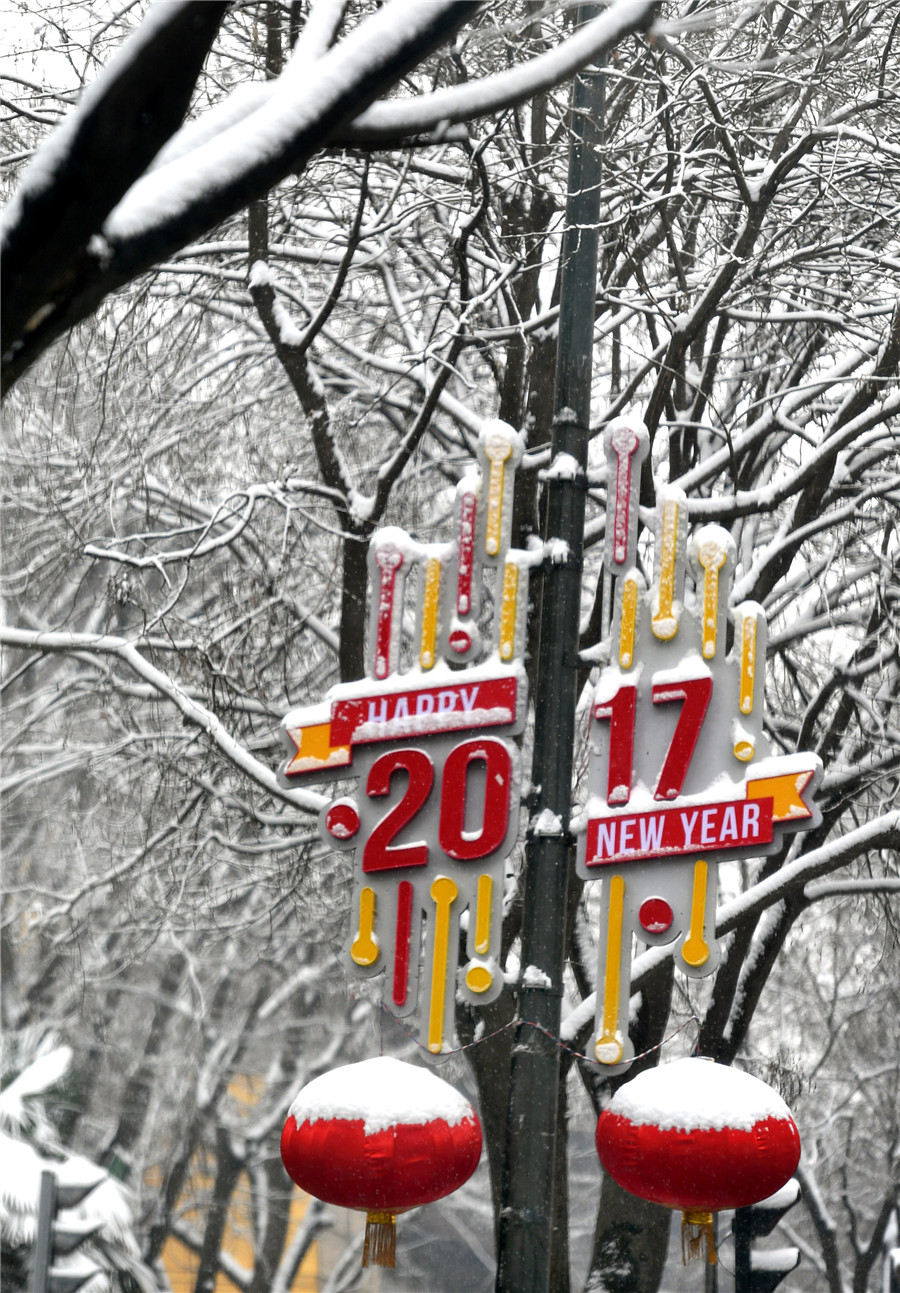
(681, 1209, 717, 1265)
(363, 1210, 397, 1268)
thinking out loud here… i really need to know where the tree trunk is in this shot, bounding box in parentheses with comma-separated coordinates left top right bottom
(192, 1125, 243, 1293)
(587, 1178, 671, 1293)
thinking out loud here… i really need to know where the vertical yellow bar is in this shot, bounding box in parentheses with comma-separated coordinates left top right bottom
(428, 877, 459, 1054)
(474, 873, 493, 955)
(419, 557, 441, 670)
(619, 572, 639, 669)
(484, 440, 513, 556)
(734, 608, 758, 760)
(595, 874, 626, 1065)
(697, 539, 727, 659)
(498, 562, 519, 661)
(351, 888, 379, 967)
(652, 498, 679, 640)
(739, 611, 757, 715)
(681, 861, 710, 968)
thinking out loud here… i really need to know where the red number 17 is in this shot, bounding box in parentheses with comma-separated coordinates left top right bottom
(594, 674, 712, 806)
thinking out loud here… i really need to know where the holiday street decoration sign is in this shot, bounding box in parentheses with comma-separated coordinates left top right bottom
(574, 418, 822, 1073)
(279, 422, 532, 1054)
(278, 414, 822, 1066)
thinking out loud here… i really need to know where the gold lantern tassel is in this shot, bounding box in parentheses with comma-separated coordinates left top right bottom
(681, 1209, 716, 1265)
(363, 1210, 396, 1267)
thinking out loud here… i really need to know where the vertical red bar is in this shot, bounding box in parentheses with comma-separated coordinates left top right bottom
(457, 491, 477, 616)
(608, 425, 641, 566)
(392, 880, 414, 1006)
(374, 545, 403, 679)
(594, 683, 636, 805)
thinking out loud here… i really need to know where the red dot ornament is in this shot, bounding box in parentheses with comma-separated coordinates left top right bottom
(324, 799, 360, 841)
(448, 627, 472, 655)
(638, 896, 674, 934)
(596, 1057, 800, 1264)
(281, 1056, 482, 1268)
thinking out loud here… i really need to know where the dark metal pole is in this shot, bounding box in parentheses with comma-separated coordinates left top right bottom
(33, 1170, 57, 1293)
(495, 10, 605, 1291)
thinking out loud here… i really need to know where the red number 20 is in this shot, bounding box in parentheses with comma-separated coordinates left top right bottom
(362, 739, 512, 872)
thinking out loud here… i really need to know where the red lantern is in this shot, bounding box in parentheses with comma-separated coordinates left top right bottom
(281, 1056, 482, 1267)
(596, 1057, 800, 1264)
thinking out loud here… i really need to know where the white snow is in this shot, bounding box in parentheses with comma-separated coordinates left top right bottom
(287, 1056, 476, 1135)
(543, 452, 581, 481)
(353, 706, 513, 742)
(0, 1132, 138, 1251)
(272, 298, 305, 346)
(522, 965, 553, 989)
(104, 2, 475, 244)
(594, 1035, 624, 1065)
(755, 1179, 801, 1209)
(2, 0, 196, 237)
(0, 1045, 72, 1130)
(606, 1057, 794, 1133)
(479, 420, 524, 463)
(248, 259, 271, 289)
(348, 489, 375, 523)
(348, 0, 657, 141)
(546, 538, 571, 565)
(751, 1247, 800, 1272)
(531, 808, 564, 836)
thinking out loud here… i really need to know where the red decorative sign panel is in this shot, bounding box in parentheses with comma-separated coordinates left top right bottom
(585, 796, 775, 865)
(278, 422, 533, 1055)
(575, 419, 822, 1074)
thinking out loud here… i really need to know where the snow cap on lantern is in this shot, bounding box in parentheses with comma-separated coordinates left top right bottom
(281, 1056, 482, 1267)
(596, 1057, 800, 1264)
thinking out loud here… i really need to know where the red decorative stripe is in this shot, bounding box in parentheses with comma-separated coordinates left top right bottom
(393, 881, 414, 1006)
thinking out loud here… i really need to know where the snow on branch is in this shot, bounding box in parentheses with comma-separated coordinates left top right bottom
(344, 0, 659, 142)
(0, 627, 326, 813)
(102, 1, 478, 252)
(1, 2, 228, 363)
(676, 391, 900, 522)
(2, 0, 661, 390)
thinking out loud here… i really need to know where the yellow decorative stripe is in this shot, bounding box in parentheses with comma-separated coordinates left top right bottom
(595, 874, 625, 1065)
(419, 557, 441, 670)
(681, 861, 710, 968)
(697, 538, 727, 659)
(351, 888, 379, 967)
(474, 873, 493, 954)
(619, 572, 639, 669)
(652, 498, 679, 640)
(484, 437, 513, 556)
(428, 877, 459, 1054)
(738, 609, 758, 714)
(498, 563, 519, 661)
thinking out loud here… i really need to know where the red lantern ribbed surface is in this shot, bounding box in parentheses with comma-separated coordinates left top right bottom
(281, 1107, 482, 1213)
(595, 1058, 800, 1213)
(280, 1056, 482, 1266)
(596, 1113, 800, 1211)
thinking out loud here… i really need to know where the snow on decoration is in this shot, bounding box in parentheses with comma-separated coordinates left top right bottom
(595, 1058, 801, 1264)
(575, 418, 822, 1073)
(278, 422, 534, 1055)
(280, 1057, 482, 1267)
